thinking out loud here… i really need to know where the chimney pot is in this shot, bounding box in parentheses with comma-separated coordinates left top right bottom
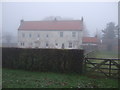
(21, 19, 24, 23)
(81, 17, 83, 22)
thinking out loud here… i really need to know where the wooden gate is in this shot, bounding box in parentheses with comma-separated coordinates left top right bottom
(84, 58, 120, 78)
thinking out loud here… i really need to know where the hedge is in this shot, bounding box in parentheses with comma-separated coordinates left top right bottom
(2, 48, 84, 73)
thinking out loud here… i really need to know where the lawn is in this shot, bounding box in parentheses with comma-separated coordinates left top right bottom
(86, 50, 118, 58)
(2, 68, 118, 88)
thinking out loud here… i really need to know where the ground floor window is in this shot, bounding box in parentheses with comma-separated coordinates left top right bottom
(21, 42, 24, 46)
(56, 43, 58, 46)
(46, 43, 49, 47)
(62, 43, 64, 49)
(69, 42, 72, 48)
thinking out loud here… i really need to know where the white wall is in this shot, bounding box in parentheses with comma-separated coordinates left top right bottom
(18, 30, 83, 49)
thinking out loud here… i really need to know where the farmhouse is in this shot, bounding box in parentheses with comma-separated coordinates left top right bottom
(18, 18, 84, 49)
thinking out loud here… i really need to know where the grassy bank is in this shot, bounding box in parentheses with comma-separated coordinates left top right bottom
(2, 68, 118, 88)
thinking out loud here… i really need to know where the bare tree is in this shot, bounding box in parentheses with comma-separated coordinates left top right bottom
(43, 16, 56, 21)
(83, 23, 89, 37)
(94, 29, 102, 39)
(83, 29, 89, 37)
(2, 32, 13, 47)
(3, 33, 13, 43)
(43, 16, 73, 21)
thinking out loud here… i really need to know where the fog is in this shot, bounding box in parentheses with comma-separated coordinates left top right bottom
(1, 2, 118, 40)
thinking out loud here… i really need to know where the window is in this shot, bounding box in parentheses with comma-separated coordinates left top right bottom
(46, 34, 49, 37)
(29, 34, 31, 38)
(60, 32, 63, 37)
(21, 42, 24, 46)
(46, 43, 48, 47)
(69, 42, 72, 48)
(72, 32, 76, 37)
(56, 43, 58, 46)
(38, 34, 40, 37)
(22, 33, 25, 37)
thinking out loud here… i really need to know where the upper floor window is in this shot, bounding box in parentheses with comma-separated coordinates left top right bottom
(46, 34, 49, 38)
(60, 32, 63, 37)
(22, 33, 25, 37)
(38, 34, 40, 37)
(69, 42, 72, 48)
(29, 34, 31, 38)
(72, 32, 76, 37)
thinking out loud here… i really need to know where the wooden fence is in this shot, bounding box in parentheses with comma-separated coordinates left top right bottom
(84, 58, 120, 78)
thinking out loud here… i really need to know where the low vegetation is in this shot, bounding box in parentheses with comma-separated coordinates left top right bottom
(2, 48, 83, 73)
(2, 68, 118, 88)
(2, 50, 119, 88)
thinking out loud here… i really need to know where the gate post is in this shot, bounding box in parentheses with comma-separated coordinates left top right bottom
(83, 57, 87, 74)
(109, 59, 112, 77)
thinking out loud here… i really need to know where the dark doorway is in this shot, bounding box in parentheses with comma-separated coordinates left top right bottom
(62, 43, 64, 49)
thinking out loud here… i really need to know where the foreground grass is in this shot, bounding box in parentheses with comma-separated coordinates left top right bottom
(2, 68, 118, 88)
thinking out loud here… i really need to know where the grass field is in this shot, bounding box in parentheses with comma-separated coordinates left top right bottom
(2, 68, 118, 88)
(86, 50, 118, 58)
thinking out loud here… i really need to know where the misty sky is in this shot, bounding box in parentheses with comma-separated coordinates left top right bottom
(1, 2, 118, 37)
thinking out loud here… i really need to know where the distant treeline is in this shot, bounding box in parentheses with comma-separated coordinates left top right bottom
(2, 48, 84, 73)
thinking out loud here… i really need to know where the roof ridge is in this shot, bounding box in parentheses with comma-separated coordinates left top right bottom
(23, 20, 82, 22)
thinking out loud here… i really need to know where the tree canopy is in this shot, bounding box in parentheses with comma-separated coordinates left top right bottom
(102, 22, 117, 51)
(102, 22, 115, 39)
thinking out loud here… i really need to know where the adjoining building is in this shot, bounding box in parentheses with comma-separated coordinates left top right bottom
(82, 36, 101, 52)
(18, 18, 84, 49)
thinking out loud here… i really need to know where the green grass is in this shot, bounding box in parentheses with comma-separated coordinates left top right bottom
(86, 50, 118, 58)
(2, 68, 118, 88)
(95, 51, 118, 58)
(0, 68, 2, 89)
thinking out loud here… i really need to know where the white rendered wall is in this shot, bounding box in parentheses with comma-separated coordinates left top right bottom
(18, 30, 83, 49)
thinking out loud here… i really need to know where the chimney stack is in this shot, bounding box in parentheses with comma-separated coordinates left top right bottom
(54, 17, 57, 21)
(81, 17, 83, 22)
(21, 19, 24, 23)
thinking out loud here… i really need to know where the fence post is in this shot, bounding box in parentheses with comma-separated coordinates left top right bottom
(83, 58, 87, 74)
(109, 59, 112, 77)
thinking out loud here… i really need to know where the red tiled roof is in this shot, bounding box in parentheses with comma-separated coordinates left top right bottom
(82, 37, 100, 43)
(18, 20, 83, 31)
